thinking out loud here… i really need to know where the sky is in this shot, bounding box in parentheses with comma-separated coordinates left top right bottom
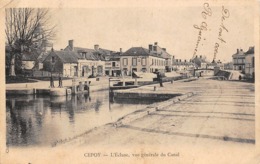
(49, 2, 255, 63)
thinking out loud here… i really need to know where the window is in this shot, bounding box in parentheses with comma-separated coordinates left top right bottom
(51, 56, 55, 63)
(112, 62, 116, 67)
(132, 58, 137, 66)
(123, 58, 128, 66)
(141, 58, 146, 66)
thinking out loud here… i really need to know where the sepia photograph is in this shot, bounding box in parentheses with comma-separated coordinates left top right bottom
(1, 0, 259, 163)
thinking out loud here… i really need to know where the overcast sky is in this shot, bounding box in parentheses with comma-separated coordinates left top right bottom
(50, 2, 254, 62)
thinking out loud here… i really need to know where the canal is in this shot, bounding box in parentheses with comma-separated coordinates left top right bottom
(6, 90, 163, 147)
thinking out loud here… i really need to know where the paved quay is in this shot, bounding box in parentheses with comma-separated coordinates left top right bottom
(5, 77, 110, 93)
(57, 78, 258, 163)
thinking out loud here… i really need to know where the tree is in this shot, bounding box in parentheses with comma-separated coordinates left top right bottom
(5, 8, 56, 76)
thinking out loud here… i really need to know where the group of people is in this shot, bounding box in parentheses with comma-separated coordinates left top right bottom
(50, 74, 63, 88)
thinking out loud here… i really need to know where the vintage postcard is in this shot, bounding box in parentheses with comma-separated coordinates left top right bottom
(0, 0, 259, 163)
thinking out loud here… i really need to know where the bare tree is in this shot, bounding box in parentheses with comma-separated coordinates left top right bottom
(5, 8, 56, 76)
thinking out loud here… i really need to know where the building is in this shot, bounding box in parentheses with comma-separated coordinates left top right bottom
(172, 59, 196, 71)
(148, 42, 173, 72)
(192, 55, 208, 69)
(120, 42, 173, 75)
(20, 50, 39, 70)
(120, 45, 167, 76)
(42, 49, 80, 77)
(206, 60, 224, 70)
(232, 49, 245, 72)
(224, 62, 233, 70)
(64, 40, 116, 77)
(245, 46, 254, 77)
(104, 52, 121, 76)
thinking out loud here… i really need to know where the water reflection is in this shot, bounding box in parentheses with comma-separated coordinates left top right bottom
(6, 90, 160, 147)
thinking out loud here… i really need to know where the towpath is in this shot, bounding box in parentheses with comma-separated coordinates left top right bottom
(57, 78, 257, 163)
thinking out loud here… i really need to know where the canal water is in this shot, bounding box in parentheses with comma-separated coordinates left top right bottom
(6, 90, 162, 147)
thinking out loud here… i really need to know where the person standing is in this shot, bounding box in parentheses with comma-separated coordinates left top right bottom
(157, 71, 163, 87)
(50, 75, 54, 88)
(58, 74, 63, 88)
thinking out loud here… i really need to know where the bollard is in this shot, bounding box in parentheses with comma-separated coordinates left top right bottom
(154, 86, 157, 91)
(134, 78, 138, 85)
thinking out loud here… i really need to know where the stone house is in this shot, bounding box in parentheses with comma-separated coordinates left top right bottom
(64, 40, 116, 77)
(148, 42, 173, 72)
(172, 59, 196, 71)
(120, 46, 166, 76)
(42, 49, 80, 77)
(104, 52, 121, 76)
(232, 49, 245, 72)
(244, 46, 254, 77)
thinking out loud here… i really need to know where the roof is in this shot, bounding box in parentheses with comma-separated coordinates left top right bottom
(122, 47, 165, 59)
(232, 49, 245, 57)
(44, 50, 80, 63)
(245, 47, 254, 55)
(172, 61, 196, 66)
(64, 44, 117, 61)
(191, 56, 209, 67)
(156, 46, 172, 59)
(21, 50, 40, 61)
(37, 51, 50, 62)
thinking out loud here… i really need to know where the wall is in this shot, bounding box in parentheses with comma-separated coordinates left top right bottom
(120, 55, 165, 75)
(22, 61, 35, 70)
(43, 54, 64, 73)
(149, 56, 165, 73)
(245, 54, 254, 75)
(78, 59, 105, 77)
(105, 60, 121, 76)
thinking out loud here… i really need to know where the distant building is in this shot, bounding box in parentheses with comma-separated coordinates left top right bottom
(172, 59, 196, 71)
(245, 46, 254, 77)
(191, 55, 208, 69)
(207, 60, 224, 70)
(232, 49, 245, 72)
(224, 62, 233, 70)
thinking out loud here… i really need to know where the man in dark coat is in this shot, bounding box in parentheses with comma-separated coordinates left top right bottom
(58, 74, 63, 88)
(50, 75, 54, 88)
(157, 71, 163, 87)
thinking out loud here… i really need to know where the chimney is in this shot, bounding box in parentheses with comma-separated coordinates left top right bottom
(196, 55, 198, 58)
(200, 55, 202, 58)
(68, 40, 74, 50)
(237, 49, 239, 53)
(120, 48, 122, 53)
(184, 59, 187, 63)
(94, 44, 99, 51)
(154, 42, 158, 46)
(179, 59, 181, 62)
(176, 59, 178, 62)
(190, 59, 192, 62)
(148, 44, 153, 51)
(153, 46, 157, 51)
(162, 48, 166, 51)
(240, 49, 243, 52)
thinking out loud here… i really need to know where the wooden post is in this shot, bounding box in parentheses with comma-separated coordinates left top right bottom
(134, 78, 137, 85)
